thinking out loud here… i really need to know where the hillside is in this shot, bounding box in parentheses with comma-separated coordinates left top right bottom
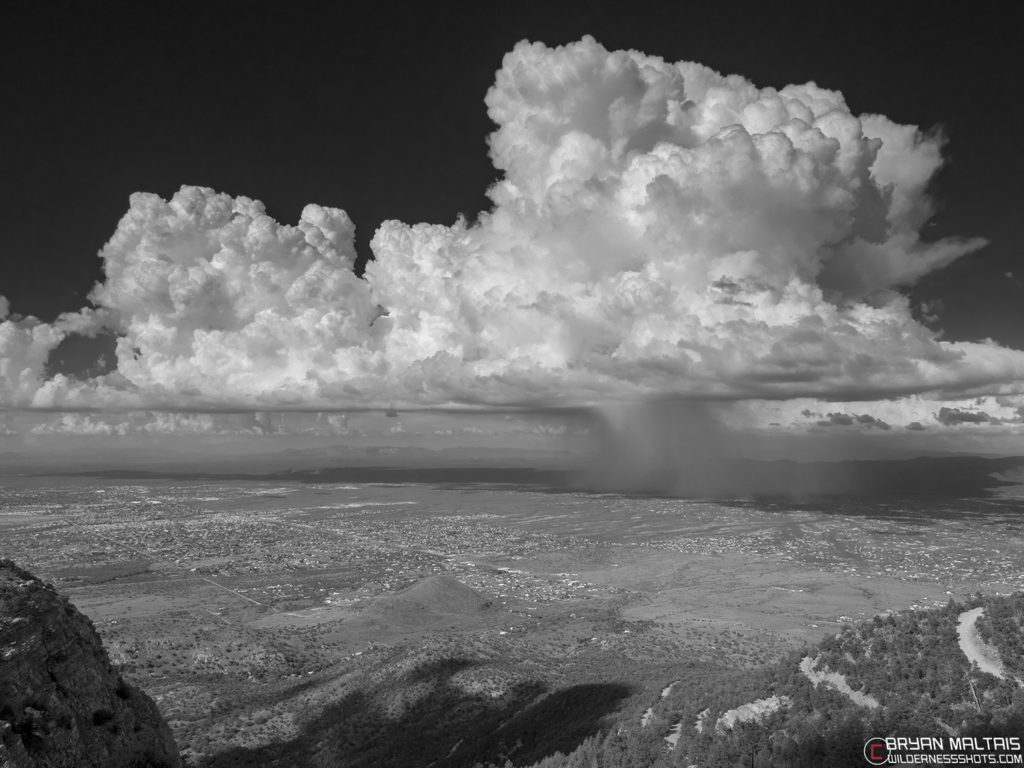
(0, 559, 180, 768)
(513, 593, 1024, 768)
(373, 574, 493, 616)
(200, 639, 632, 768)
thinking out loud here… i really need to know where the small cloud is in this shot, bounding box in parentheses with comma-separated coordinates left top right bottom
(935, 407, 992, 425)
(918, 298, 944, 325)
(816, 411, 891, 430)
(906, 421, 927, 431)
(817, 412, 855, 427)
(855, 413, 892, 430)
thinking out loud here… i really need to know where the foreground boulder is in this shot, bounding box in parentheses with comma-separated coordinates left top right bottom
(0, 559, 180, 767)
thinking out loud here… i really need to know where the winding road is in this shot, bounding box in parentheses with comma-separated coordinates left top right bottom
(957, 608, 1006, 679)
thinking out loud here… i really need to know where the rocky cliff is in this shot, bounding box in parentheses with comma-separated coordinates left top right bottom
(0, 559, 180, 768)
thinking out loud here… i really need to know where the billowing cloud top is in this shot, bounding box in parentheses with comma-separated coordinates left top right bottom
(3, 36, 1022, 411)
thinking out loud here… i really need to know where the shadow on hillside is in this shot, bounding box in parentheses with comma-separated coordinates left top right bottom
(201, 656, 631, 768)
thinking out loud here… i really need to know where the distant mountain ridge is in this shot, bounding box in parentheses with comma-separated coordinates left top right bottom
(50, 453, 1024, 498)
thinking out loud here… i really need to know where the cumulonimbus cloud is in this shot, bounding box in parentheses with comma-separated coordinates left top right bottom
(3, 35, 1022, 411)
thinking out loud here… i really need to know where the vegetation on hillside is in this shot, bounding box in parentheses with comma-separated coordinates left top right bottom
(167, 593, 1024, 767)
(508, 594, 1024, 768)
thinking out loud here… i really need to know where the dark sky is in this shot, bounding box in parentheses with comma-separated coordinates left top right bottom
(3, 1, 1021, 346)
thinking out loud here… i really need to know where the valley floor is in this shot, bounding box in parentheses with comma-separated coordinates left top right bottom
(2, 476, 1023, 765)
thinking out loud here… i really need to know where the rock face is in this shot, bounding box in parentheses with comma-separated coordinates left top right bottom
(0, 560, 180, 768)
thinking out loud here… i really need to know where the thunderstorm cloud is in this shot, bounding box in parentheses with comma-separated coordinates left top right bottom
(3, 36, 1023, 414)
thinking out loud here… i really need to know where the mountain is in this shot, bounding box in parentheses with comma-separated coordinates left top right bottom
(0, 560, 180, 768)
(50, 454, 1024, 499)
(516, 593, 1024, 768)
(375, 574, 493, 616)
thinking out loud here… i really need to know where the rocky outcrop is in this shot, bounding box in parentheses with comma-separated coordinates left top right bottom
(0, 559, 180, 768)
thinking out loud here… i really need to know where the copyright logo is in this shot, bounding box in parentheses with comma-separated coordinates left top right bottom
(864, 737, 888, 765)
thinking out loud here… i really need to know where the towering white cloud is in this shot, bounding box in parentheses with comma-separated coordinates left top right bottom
(84, 187, 381, 407)
(0, 306, 64, 406)
(366, 37, 1009, 405)
(4, 36, 1021, 411)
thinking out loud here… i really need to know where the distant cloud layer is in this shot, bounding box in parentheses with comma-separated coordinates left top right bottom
(3, 36, 1022, 414)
